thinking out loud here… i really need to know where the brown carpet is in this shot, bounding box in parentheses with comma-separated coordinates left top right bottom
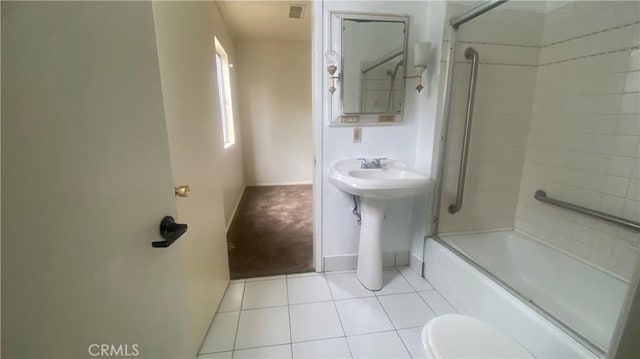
(227, 185, 313, 279)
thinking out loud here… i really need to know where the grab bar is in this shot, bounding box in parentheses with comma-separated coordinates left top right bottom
(449, 47, 479, 214)
(535, 190, 640, 232)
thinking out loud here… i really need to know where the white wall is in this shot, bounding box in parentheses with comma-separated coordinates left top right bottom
(411, 0, 447, 270)
(318, 1, 435, 269)
(215, 6, 246, 227)
(151, 1, 235, 351)
(237, 41, 313, 186)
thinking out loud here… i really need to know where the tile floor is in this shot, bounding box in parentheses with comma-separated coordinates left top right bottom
(198, 267, 457, 359)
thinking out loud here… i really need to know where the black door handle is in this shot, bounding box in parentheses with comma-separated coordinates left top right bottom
(153, 216, 187, 248)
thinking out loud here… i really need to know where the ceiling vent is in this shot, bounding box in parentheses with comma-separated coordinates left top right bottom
(288, 4, 305, 19)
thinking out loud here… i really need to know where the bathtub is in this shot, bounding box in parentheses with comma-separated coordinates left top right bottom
(424, 230, 629, 358)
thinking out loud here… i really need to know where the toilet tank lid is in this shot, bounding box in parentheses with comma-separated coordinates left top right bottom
(422, 314, 535, 359)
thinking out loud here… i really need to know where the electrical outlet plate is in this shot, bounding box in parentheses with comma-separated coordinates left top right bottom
(353, 127, 362, 143)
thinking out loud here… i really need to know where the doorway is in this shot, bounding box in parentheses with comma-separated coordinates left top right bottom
(217, 1, 314, 279)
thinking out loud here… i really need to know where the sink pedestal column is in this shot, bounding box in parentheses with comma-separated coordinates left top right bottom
(357, 197, 387, 291)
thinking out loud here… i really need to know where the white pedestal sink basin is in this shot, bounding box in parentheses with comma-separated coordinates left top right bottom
(328, 158, 432, 290)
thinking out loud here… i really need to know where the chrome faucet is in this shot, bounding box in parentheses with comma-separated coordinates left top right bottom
(357, 157, 387, 169)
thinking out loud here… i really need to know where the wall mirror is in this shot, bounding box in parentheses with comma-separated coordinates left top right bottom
(329, 13, 409, 126)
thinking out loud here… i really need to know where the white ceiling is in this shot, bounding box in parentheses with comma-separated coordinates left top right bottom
(217, 1, 312, 44)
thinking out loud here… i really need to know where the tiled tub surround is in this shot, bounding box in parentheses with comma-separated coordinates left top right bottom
(434, 1, 640, 279)
(197, 268, 457, 359)
(515, 0, 640, 279)
(437, 4, 545, 234)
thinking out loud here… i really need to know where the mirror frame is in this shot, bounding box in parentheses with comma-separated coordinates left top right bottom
(329, 12, 410, 127)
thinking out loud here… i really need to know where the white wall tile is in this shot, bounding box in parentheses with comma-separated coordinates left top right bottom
(436, 0, 640, 277)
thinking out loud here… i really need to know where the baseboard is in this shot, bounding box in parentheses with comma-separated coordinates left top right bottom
(246, 181, 312, 186)
(323, 254, 358, 272)
(323, 250, 412, 272)
(225, 185, 246, 231)
(409, 251, 424, 276)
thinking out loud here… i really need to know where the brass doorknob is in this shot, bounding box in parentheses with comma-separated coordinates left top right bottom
(175, 185, 191, 197)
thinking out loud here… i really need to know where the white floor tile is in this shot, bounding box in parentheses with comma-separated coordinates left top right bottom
(198, 351, 233, 359)
(287, 272, 323, 279)
(292, 338, 351, 359)
(245, 275, 287, 282)
(398, 327, 428, 359)
(419, 291, 457, 315)
(233, 344, 292, 359)
(199, 311, 239, 354)
(398, 266, 433, 291)
(334, 297, 393, 336)
(375, 269, 414, 296)
(326, 272, 374, 300)
(288, 276, 332, 304)
(290, 302, 344, 343)
(218, 283, 245, 312)
(378, 293, 436, 329)
(347, 332, 411, 359)
(235, 307, 290, 350)
(242, 279, 288, 309)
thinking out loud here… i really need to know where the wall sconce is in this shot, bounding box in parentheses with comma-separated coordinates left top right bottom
(325, 50, 339, 94)
(406, 42, 431, 93)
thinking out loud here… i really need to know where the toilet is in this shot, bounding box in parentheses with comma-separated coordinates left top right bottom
(421, 314, 535, 358)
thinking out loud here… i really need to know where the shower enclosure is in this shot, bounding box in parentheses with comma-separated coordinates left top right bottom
(428, 0, 639, 357)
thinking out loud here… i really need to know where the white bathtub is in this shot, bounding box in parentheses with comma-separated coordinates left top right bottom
(425, 230, 629, 358)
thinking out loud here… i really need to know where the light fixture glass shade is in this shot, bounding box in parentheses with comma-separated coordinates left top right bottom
(413, 42, 431, 68)
(325, 50, 339, 66)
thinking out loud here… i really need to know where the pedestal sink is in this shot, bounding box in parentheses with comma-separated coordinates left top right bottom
(328, 158, 432, 290)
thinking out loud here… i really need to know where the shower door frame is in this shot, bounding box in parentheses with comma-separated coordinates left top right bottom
(430, 0, 507, 236)
(428, 0, 607, 357)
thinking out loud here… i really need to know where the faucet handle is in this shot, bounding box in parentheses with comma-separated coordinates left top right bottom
(357, 158, 370, 169)
(369, 158, 387, 168)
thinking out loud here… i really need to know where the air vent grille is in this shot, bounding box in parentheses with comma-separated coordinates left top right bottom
(289, 4, 305, 19)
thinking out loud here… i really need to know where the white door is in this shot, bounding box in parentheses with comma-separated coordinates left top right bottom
(2, 2, 196, 357)
(152, 1, 232, 350)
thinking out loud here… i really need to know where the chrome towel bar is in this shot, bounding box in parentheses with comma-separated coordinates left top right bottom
(534, 190, 640, 232)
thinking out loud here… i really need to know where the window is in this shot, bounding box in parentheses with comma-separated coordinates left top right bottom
(214, 37, 235, 148)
